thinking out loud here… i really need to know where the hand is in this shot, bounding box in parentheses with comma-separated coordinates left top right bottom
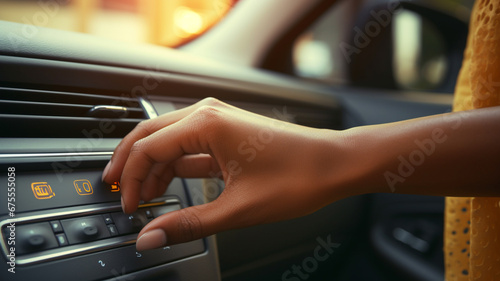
(102, 98, 352, 251)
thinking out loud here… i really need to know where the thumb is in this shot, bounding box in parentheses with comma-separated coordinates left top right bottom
(135, 201, 232, 251)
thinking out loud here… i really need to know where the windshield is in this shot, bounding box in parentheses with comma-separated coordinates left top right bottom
(0, 0, 237, 47)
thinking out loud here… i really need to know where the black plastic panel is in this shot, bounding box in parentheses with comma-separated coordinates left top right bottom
(2, 168, 120, 213)
(1, 238, 205, 281)
(0, 156, 215, 280)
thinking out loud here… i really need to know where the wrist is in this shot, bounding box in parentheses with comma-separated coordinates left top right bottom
(318, 126, 386, 202)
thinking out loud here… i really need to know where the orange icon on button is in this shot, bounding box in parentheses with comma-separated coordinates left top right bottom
(110, 181, 120, 193)
(31, 182, 55, 199)
(74, 179, 93, 195)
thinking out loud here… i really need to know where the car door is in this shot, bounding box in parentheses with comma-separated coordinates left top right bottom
(194, 0, 470, 280)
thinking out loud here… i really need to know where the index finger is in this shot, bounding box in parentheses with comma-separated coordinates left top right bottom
(119, 103, 227, 213)
(102, 102, 200, 184)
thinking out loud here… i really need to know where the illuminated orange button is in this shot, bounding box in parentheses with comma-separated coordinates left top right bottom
(111, 182, 120, 193)
(74, 180, 93, 196)
(31, 182, 55, 199)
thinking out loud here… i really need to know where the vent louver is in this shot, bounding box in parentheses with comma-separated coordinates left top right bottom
(0, 87, 155, 138)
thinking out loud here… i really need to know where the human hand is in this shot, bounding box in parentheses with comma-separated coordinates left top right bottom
(102, 98, 353, 251)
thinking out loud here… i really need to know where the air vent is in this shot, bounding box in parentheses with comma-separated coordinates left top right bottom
(0, 87, 157, 138)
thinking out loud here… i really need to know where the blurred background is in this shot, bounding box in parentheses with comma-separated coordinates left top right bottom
(0, 0, 237, 47)
(0, 0, 475, 92)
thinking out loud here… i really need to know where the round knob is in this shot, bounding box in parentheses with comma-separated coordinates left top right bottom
(83, 226, 98, 237)
(28, 234, 45, 248)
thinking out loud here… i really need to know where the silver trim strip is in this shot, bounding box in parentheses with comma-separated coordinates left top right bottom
(17, 235, 137, 265)
(0, 152, 113, 159)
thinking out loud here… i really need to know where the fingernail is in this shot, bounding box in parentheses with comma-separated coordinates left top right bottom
(102, 161, 111, 182)
(136, 229, 167, 251)
(121, 196, 126, 213)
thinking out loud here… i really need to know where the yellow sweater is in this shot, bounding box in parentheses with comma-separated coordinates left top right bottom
(445, 0, 500, 280)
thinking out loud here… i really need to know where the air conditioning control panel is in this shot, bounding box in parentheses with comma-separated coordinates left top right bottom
(0, 157, 207, 281)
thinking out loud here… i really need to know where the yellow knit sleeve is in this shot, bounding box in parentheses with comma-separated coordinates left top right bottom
(445, 0, 500, 280)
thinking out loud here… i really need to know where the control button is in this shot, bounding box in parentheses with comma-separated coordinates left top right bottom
(28, 235, 45, 247)
(144, 208, 153, 219)
(61, 215, 110, 244)
(31, 182, 55, 199)
(56, 233, 69, 246)
(16, 222, 58, 255)
(103, 214, 113, 225)
(83, 226, 99, 238)
(107, 224, 118, 236)
(110, 181, 120, 192)
(151, 204, 181, 218)
(111, 211, 148, 235)
(50, 220, 63, 233)
(73, 179, 93, 196)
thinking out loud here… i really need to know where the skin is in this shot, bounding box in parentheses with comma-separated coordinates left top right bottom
(101, 98, 500, 251)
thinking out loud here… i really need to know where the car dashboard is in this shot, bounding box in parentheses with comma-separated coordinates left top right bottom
(0, 20, 362, 281)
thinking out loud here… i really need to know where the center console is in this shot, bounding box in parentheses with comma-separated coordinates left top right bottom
(0, 154, 220, 281)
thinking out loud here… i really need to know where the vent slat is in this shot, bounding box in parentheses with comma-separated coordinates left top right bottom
(0, 100, 144, 118)
(0, 87, 150, 138)
(0, 115, 142, 138)
(0, 100, 92, 117)
(0, 87, 140, 107)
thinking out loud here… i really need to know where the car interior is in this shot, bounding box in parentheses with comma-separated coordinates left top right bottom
(0, 0, 474, 280)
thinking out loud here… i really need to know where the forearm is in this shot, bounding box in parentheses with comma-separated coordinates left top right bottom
(328, 106, 500, 198)
(106, 98, 500, 249)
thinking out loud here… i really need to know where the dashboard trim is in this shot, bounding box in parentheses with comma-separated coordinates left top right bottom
(0, 152, 113, 159)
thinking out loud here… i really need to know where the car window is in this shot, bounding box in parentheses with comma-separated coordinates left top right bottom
(293, 0, 474, 92)
(293, 0, 352, 85)
(0, 0, 237, 47)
